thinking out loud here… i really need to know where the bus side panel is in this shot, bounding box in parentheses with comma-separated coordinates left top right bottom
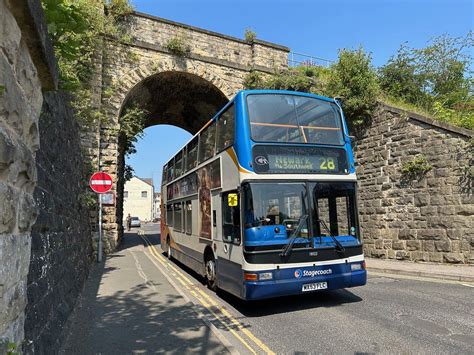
(171, 239, 206, 276)
(161, 194, 208, 278)
(216, 257, 244, 298)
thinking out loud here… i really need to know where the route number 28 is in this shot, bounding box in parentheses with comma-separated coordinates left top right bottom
(319, 158, 336, 170)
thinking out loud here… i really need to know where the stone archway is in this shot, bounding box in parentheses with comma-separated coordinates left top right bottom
(101, 68, 231, 250)
(121, 71, 229, 132)
(85, 12, 290, 251)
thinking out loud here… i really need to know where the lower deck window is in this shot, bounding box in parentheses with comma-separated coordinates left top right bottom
(313, 182, 357, 237)
(174, 202, 182, 231)
(185, 201, 192, 234)
(166, 204, 173, 227)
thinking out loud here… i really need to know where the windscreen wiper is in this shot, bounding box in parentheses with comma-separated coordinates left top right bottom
(281, 214, 309, 257)
(317, 219, 345, 256)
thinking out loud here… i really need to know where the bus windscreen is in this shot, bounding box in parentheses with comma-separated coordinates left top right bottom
(247, 94, 345, 145)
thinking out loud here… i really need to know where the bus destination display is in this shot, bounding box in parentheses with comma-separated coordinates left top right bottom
(252, 145, 348, 174)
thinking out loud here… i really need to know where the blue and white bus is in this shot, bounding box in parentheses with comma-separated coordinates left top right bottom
(161, 90, 366, 300)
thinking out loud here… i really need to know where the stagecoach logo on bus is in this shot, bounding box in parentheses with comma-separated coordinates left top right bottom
(294, 269, 333, 278)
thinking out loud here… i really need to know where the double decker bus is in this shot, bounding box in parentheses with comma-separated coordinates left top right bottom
(161, 90, 366, 300)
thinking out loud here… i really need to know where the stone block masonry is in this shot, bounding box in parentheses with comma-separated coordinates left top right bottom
(23, 92, 93, 353)
(0, 0, 57, 347)
(355, 104, 473, 264)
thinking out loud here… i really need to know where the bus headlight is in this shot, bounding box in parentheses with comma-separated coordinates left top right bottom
(259, 272, 273, 281)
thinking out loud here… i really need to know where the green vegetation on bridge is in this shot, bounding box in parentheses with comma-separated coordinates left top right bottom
(245, 34, 473, 131)
(42, 0, 472, 135)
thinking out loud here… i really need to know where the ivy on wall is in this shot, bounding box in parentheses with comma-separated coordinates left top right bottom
(42, 0, 147, 179)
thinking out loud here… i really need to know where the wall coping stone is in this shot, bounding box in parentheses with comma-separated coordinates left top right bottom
(380, 102, 473, 138)
(132, 11, 291, 52)
(8, 0, 58, 90)
(123, 38, 278, 74)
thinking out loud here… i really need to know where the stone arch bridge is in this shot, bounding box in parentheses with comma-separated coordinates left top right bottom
(85, 12, 290, 250)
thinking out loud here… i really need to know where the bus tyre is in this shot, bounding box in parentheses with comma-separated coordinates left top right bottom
(205, 257, 217, 291)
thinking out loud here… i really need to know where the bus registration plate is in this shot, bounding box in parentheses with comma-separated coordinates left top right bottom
(302, 282, 327, 292)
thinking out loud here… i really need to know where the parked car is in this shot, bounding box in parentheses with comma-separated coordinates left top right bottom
(130, 217, 141, 228)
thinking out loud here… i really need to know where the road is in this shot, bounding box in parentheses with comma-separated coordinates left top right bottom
(136, 223, 474, 354)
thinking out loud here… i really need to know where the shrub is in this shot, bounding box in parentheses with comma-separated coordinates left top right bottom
(244, 28, 256, 43)
(243, 70, 265, 89)
(326, 47, 379, 127)
(401, 155, 432, 181)
(165, 35, 190, 56)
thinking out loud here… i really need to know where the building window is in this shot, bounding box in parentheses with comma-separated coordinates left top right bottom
(124, 191, 128, 198)
(141, 191, 147, 198)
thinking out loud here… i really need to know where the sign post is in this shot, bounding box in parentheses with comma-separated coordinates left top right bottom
(89, 172, 113, 262)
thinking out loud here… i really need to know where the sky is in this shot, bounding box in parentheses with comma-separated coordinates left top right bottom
(126, 0, 473, 190)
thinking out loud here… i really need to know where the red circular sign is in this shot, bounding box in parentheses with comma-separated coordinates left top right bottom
(89, 172, 113, 193)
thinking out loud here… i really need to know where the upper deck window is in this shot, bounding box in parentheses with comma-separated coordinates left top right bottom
(216, 104, 235, 152)
(175, 150, 184, 178)
(247, 94, 345, 145)
(198, 121, 216, 164)
(185, 137, 198, 172)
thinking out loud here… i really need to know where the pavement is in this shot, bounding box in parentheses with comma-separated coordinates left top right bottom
(366, 257, 474, 283)
(60, 230, 229, 354)
(60, 225, 473, 353)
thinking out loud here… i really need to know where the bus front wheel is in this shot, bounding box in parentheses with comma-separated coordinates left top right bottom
(205, 257, 217, 291)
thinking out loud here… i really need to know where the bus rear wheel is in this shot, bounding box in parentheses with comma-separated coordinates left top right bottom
(205, 257, 217, 291)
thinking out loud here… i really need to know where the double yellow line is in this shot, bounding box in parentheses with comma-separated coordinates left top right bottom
(139, 232, 275, 355)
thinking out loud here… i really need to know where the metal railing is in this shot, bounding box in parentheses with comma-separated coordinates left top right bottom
(288, 52, 334, 68)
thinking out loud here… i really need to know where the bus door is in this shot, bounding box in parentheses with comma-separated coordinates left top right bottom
(218, 190, 243, 295)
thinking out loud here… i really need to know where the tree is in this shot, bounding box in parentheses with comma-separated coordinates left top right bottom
(378, 32, 473, 129)
(415, 33, 473, 108)
(379, 44, 431, 108)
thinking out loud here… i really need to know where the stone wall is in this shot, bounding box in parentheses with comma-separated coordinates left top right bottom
(355, 104, 473, 264)
(0, 0, 56, 347)
(129, 12, 289, 73)
(23, 92, 93, 353)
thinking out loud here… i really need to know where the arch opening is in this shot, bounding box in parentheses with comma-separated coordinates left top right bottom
(121, 71, 229, 134)
(115, 71, 230, 239)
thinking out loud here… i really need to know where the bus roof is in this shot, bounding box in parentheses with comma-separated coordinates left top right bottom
(236, 89, 338, 104)
(162, 90, 341, 167)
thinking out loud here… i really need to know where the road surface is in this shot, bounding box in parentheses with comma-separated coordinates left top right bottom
(138, 223, 474, 354)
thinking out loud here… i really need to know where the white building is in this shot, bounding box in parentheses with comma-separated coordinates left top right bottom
(123, 177, 154, 222)
(153, 192, 161, 221)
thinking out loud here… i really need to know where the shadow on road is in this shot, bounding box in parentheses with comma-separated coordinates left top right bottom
(222, 288, 363, 317)
(165, 252, 363, 318)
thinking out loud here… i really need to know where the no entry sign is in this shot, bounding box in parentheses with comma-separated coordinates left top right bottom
(89, 172, 113, 193)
